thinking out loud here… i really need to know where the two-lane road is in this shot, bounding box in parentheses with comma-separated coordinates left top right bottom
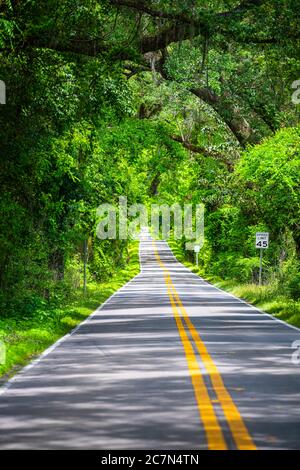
(0, 238, 300, 449)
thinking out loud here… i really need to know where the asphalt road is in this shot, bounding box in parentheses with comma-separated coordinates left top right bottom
(0, 237, 300, 449)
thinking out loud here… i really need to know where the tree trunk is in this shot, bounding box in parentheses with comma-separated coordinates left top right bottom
(49, 249, 65, 281)
(190, 86, 257, 147)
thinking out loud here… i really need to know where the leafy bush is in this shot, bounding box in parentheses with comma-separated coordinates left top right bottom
(277, 258, 300, 300)
(288, 274, 300, 300)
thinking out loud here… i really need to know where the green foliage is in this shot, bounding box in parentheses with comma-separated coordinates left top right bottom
(168, 124, 300, 299)
(0, 242, 140, 378)
(277, 258, 300, 300)
(237, 126, 300, 237)
(0, 0, 300, 371)
(217, 281, 300, 329)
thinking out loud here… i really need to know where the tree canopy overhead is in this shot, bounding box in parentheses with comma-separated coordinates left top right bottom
(2, 0, 299, 147)
(0, 0, 299, 311)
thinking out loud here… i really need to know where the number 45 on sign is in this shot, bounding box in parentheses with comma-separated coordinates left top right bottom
(256, 232, 269, 285)
(256, 232, 269, 249)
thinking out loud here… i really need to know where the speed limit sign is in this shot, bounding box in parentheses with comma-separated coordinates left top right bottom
(256, 232, 269, 285)
(256, 232, 269, 249)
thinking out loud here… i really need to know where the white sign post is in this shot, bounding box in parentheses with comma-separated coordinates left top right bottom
(0, 340, 6, 366)
(0, 80, 6, 105)
(256, 232, 269, 285)
(194, 245, 200, 267)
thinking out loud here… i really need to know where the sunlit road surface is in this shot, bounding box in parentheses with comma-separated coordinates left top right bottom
(0, 236, 300, 449)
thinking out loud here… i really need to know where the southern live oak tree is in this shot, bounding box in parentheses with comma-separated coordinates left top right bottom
(0, 0, 299, 311)
(2, 0, 299, 145)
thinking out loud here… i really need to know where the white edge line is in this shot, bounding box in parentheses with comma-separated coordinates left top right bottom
(164, 240, 300, 334)
(0, 249, 142, 397)
(2, 237, 298, 397)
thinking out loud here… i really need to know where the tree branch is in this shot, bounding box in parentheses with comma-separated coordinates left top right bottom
(190, 86, 256, 147)
(109, 0, 268, 24)
(109, 0, 298, 50)
(109, 0, 207, 25)
(171, 135, 234, 171)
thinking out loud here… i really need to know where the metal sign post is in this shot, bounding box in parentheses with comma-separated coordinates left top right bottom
(255, 232, 269, 285)
(194, 245, 200, 267)
(83, 238, 88, 295)
(259, 248, 263, 286)
(0, 80, 6, 105)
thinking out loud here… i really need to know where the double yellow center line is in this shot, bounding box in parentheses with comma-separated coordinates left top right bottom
(152, 240, 256, 450)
